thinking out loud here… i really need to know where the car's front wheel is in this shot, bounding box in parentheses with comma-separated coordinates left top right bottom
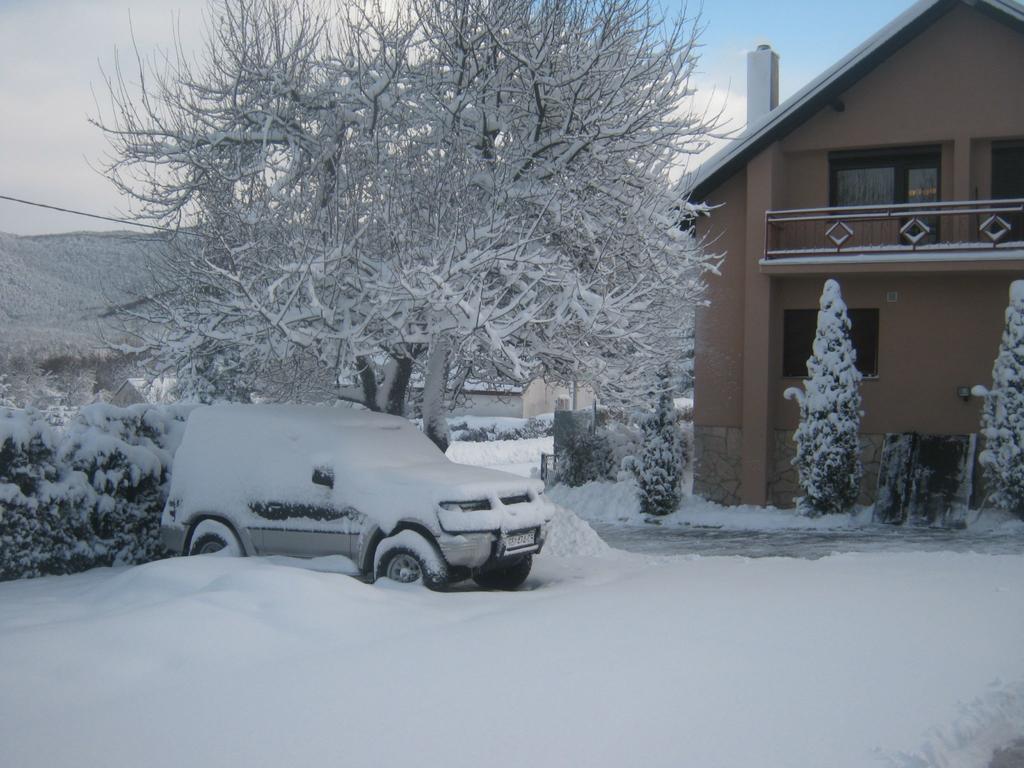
(374, 531, 448, 590)
(187, 519, 243, 557)
(472, 555, 532, 590)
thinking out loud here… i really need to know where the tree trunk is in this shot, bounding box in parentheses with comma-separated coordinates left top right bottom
(356, 356, 380, 412)
(386, 354, 415, 416)
(421, 338, 451, 452)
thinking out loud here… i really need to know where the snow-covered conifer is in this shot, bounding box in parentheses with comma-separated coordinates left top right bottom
(629, 379, 686, 516)
(784, 279, 863, 517)
(975, 280, 1024, 519)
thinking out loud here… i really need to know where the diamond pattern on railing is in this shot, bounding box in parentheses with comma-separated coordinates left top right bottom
(980, 215, 1012, 243)
(899, 217, 931, 245)
(826, 221, 853, 248)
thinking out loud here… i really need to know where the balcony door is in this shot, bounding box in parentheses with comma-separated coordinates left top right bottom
(830, 147, 941, 206)
(992, 141, 1024, 241)
(830, 146, 941, 244)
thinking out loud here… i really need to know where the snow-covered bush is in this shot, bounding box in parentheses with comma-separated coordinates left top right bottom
(0, 403, 195, 581)
(784, 279, 863, 517)
(974, 281, 1024, 519)
(626, 390, 686, 516)
(449, 417, 552, 443)
(61, 404, 194, 566)
(602, 421, 646, 482)
(555, 427, 615, 488)
(0, 408, 91, 580)
(552, 415, 646, 488)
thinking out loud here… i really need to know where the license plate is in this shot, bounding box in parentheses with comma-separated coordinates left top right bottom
(504, 530, 535, 549)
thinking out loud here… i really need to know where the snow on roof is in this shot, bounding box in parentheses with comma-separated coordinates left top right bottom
(689, 0, 1024, 200)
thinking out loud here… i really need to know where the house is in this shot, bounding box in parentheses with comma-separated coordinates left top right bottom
(449, 379, 597, 419)
(690, 0, 1024, 509)
(109, 377, 177, 407)
(109, 378, 147, 407)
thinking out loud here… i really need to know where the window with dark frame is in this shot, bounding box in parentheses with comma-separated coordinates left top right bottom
(992, 140, 1024, 241)
(830, 146, 941, 245)
(783, 308, 880, 378)
(829, 146, 941, 207)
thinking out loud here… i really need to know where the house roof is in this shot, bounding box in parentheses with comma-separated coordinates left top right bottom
(688, 0, 1024, 201)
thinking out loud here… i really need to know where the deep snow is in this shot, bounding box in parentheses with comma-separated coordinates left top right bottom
(1, 550, 1023, 768)
(2, 431, 1023, 768)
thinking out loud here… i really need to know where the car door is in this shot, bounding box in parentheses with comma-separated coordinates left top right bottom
(255, 503, 351, 557)
(252, 466, 353, 557)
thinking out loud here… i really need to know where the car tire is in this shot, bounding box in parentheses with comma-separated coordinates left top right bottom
(374, 532, 448, 590)
(187, 519, 243, 557)
(472, 555, 532, 590)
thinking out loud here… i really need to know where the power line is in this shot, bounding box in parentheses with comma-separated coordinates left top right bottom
(0, 194, 203, 237)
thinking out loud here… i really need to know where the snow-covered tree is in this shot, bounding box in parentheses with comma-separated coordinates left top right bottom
(784, 279, 863, 517)
(627, 372, 686, 515)
(973, 280, 1024, 519)
(95, 0, 718, 446)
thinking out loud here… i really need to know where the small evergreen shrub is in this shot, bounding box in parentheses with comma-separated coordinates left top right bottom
(626, 389, 686, 516)
(555, 427, 615, 487)
(784, 279, 863, 517)
(975, 280, 1024, 519)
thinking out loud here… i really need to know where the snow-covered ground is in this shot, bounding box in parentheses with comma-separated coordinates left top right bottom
(2, 545, 1023, 768)
(2, 434, 1023, 768)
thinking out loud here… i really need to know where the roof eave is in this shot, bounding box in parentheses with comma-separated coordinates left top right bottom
(688, 0, 1024, 201)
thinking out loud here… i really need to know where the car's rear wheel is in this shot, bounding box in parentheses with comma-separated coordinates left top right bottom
(472, 555, 532, 590)
(187, 519, 243, 557)
(374, 531, 448, 590)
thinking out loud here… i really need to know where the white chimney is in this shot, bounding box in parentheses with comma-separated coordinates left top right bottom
(747, 44, 780, 125)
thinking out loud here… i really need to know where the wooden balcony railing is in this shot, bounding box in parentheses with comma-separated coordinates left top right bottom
(765, 198, 1024, 260)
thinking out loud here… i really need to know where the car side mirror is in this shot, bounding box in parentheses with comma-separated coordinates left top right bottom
(312, 466, 334, 489)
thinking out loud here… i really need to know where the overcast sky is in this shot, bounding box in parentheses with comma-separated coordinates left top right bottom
(0, 0, 918, 236)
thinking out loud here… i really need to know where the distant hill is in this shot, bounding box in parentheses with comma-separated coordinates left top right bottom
(0, 230, 165, 356)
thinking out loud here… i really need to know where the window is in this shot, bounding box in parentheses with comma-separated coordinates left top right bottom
(992, 141, 1024, 240)
(783, 308, 880, 378)
(992, 141, 1024, 198)
(829, 146, 941, 207)
(830, 147, 940, 246)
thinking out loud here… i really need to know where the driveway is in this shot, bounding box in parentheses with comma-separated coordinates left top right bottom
(592, 521, 1024, 558)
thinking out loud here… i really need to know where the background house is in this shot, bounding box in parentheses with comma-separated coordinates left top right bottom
(449, 379, 597, 419)
(690, 0, 1024, 512)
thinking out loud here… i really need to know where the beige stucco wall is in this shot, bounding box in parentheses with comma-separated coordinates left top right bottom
(694, 170, 747, 429)
(778, 3, 1024, 207)
(693, 2, 1024, 506)
(449, 393, 524, 418)
(522, 380, 596, 418)
(772, 274, 1013, 436)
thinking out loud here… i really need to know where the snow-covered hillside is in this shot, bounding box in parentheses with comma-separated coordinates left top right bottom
(0, 230, 161, 352)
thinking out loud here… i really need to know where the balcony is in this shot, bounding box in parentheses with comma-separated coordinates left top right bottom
(764, 199, 1024, 262)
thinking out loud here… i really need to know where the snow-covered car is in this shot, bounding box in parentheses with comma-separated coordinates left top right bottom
(160, 404, 553, 589)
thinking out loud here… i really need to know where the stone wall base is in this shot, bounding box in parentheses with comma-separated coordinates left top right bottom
(692, 425, 743, 506)
(768, 431, 885, 509)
